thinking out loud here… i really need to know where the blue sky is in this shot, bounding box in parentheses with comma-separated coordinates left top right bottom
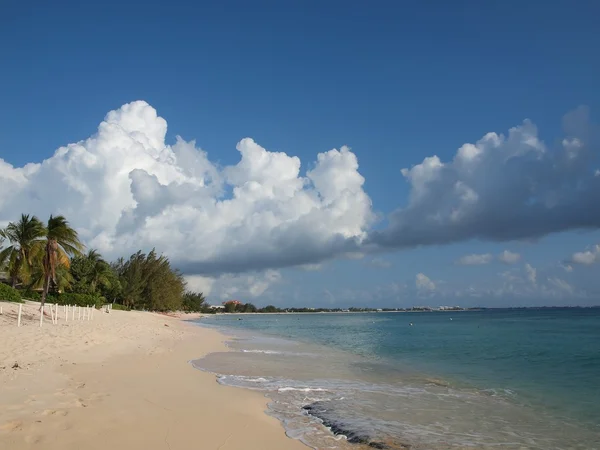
(1, 1, 599, 307)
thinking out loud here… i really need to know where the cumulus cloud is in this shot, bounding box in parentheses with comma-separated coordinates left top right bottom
(561, 264, 574, 272)
(456, 253, 493, 265)
(570, 244, 600, 265)
(525, 263, 537, 285)
(0, 101, 373, 276)
(415, 273, 436, 291)
(185, 270, 282, 303)
(498, 250, 521, 264)
(369, 106, 600, 249)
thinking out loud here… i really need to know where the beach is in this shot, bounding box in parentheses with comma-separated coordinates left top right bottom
(0, 301, 306, 450)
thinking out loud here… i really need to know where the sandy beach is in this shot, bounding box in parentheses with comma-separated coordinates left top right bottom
(0, 301, 306, 450)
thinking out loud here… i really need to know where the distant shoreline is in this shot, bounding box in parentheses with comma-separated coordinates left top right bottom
(203, 305, 600, 316)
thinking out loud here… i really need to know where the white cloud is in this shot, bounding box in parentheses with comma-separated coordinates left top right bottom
(183, 275, 215, 296)
(0, 101, 373, 275)
(547, 277, 574, 294)
(415, 273, 436, 291)
(456, 253, 493, 265)
(498, 250, 521, 264)
(525, 263, 537, 285)
(187, 270, 282, 303)
(369, 106, 600, 249)
(571, 245, 600, 265)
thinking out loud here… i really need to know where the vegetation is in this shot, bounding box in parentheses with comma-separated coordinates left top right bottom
(0, 213, 207, 312)
(182, 291, 207, 312)
(0, 283, 22, 303)
(112, 250, 186, 312)
(0, 214, 46, 288)
(39, 215, 85, 308)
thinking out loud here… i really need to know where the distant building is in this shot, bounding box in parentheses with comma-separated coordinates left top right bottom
(222, 300, 242, 306)
(209, 305, 225, 310)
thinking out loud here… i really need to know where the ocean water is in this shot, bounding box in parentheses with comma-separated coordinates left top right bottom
(192, 309, 600, 449)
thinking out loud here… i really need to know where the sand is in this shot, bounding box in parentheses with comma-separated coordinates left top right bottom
(0, 301, 307, 450)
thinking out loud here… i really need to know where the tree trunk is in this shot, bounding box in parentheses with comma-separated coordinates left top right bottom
(40, 271, 51, 310)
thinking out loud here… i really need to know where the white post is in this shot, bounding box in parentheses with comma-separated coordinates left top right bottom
(65, 304, 68, 322)
(0, 306, 2, 314)
(78, 306, 81, 320)
(54, 304, 58, 324)
(17, 304, 22, 327)
(39, 305, 44, 327)
(72, 305, 75, 321)
(87, 306, 91, 321)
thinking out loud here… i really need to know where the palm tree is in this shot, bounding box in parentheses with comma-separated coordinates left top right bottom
(86, 249, 113, 293)
(0, 214, 46, 287)
(40, 215, 84, 308)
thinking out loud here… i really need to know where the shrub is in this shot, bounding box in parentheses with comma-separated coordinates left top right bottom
(49, 293, 102, 308)
(0, 283, 22, 303)
(21, 289, 41, 301)
(110, 303, 130, 311)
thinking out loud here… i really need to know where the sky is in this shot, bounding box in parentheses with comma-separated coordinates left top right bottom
(1, 0, 599, 307)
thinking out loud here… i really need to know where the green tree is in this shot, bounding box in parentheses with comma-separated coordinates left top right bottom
(241, 303, 257, 313)
(98, 264, 122, 303)
(114, 250, 185, 311)
(0, 214, 46, 288)
(40, 216, 84, 308)
(70, 249, 113, 294)
(224, 302, 237, 313)
(182, 291, 206, 312)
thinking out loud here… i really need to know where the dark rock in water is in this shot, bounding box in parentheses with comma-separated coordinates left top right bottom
(303, 402, 400, 449)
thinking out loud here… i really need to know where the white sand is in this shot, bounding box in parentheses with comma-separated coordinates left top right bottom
(0, 301, 306, 449)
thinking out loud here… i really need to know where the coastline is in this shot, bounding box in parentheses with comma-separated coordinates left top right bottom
(0, 302, 306, 450)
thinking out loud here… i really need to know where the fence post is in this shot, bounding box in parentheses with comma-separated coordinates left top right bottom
(39, 305, 44, 327)
(17, 304, 22, 327)
(78, 306, 81, 320)
(72, 305, 75, 321)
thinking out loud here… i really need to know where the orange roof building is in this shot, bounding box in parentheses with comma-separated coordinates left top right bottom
(222, 300, 242, 306)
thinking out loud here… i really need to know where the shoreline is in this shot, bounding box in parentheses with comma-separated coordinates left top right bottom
(0, 301, 306, 450)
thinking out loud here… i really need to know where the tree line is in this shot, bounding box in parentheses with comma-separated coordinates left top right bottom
(0, 214, 207, 312)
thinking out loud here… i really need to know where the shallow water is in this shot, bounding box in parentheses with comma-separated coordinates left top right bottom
(192, 310, 600, 449)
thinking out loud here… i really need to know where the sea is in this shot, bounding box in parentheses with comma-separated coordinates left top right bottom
(191, 309, 600, 449)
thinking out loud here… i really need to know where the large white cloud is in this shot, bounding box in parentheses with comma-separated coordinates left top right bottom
(0, 101, 373, 276)
(368, 106, 600, 249)
(2, 100, 600, 305)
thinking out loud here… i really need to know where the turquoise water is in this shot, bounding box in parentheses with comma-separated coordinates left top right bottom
(194, 309, 600, 449)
